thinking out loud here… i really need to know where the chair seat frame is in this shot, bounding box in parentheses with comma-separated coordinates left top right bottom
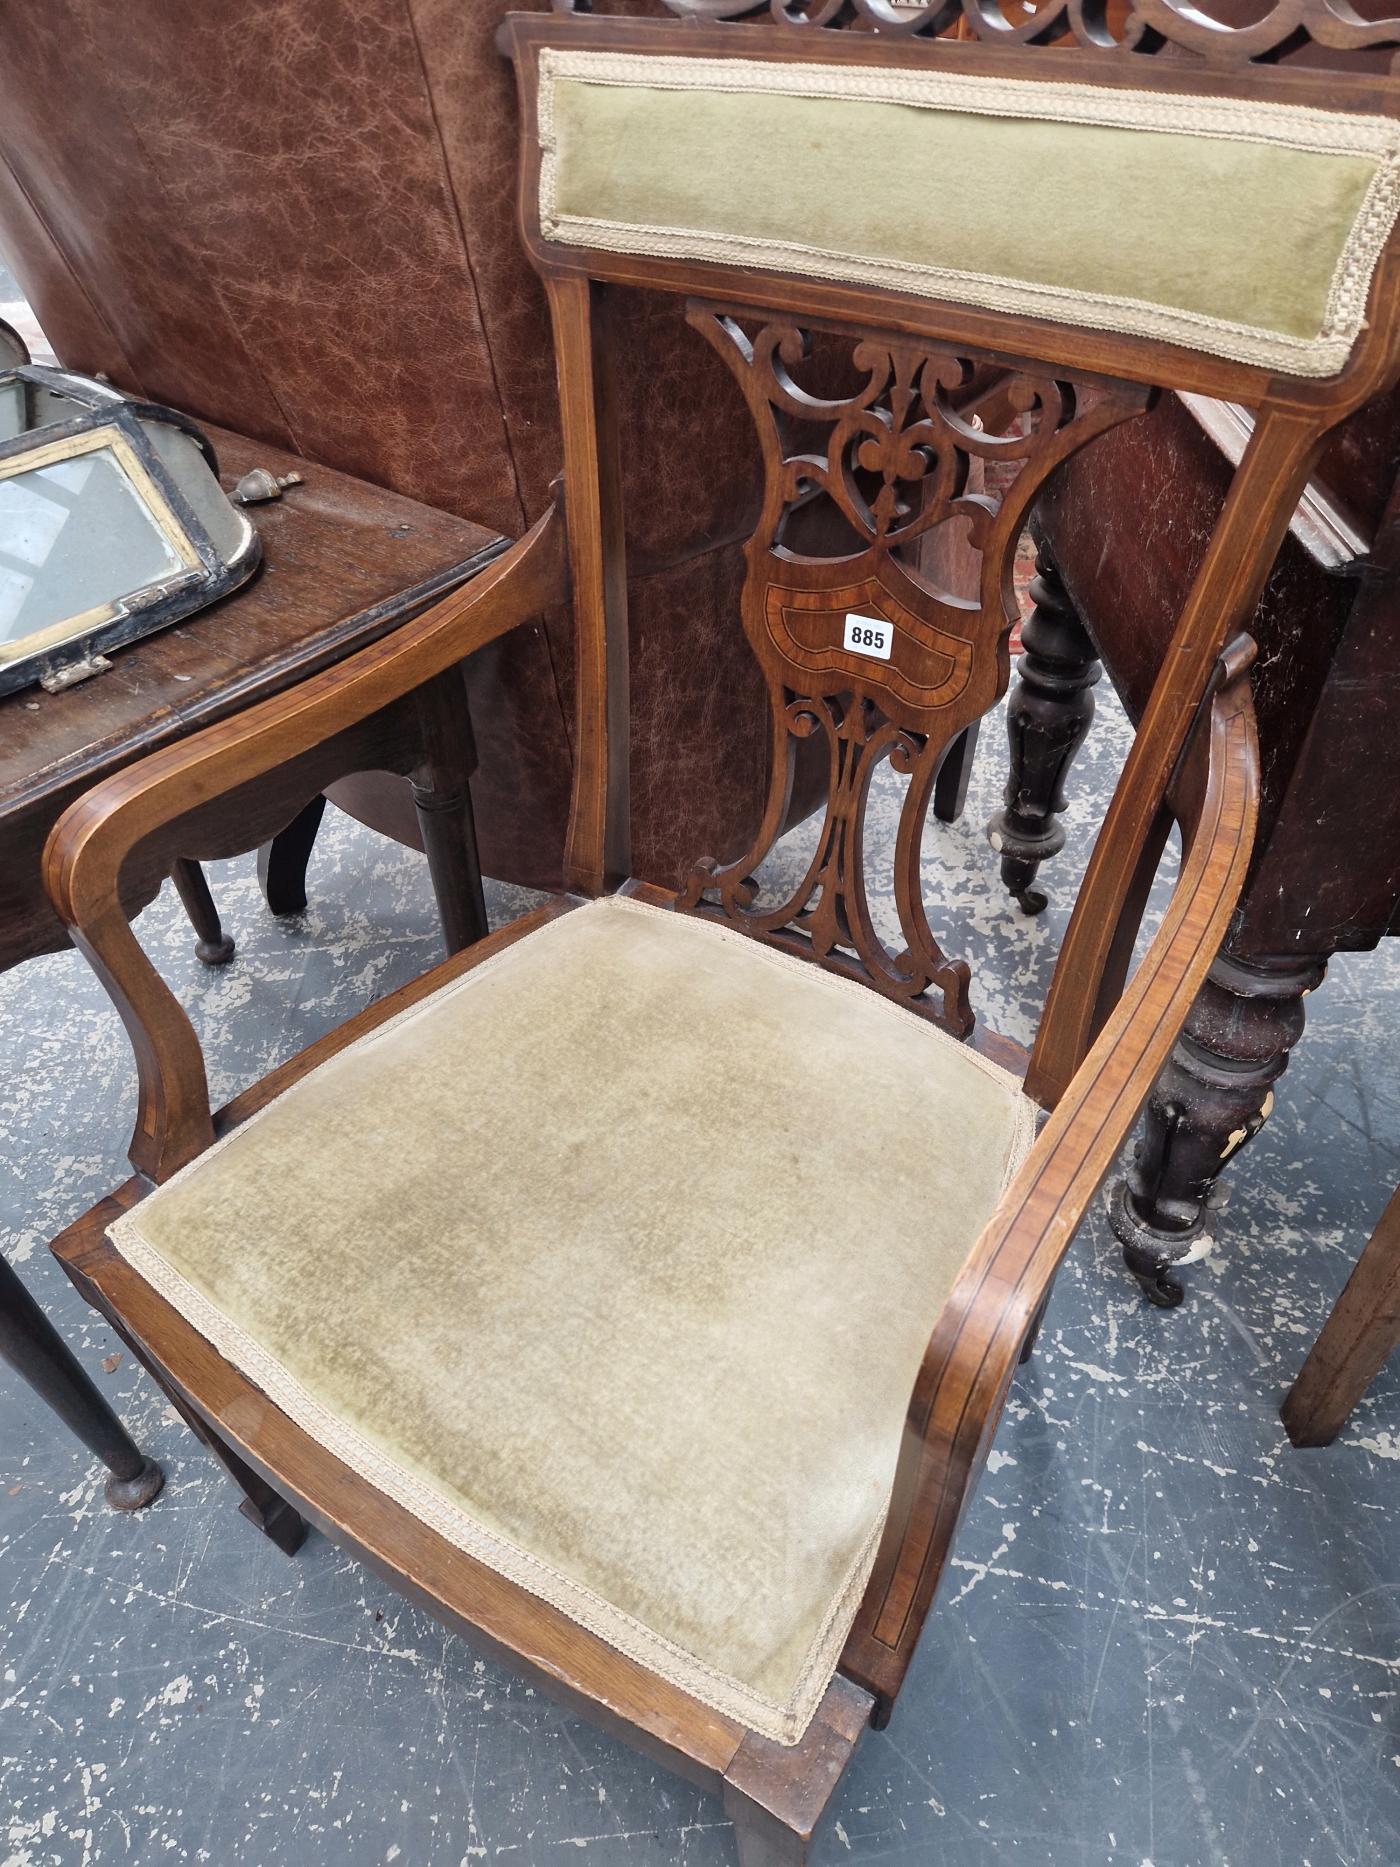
(41, 7, 1400, 1860)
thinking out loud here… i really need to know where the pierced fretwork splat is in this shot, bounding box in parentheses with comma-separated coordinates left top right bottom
(633, 0, 1400, 70)
(678, 305, 1151, 1035)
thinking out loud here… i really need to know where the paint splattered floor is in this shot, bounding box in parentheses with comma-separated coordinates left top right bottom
(4, 671, 1400, 1867)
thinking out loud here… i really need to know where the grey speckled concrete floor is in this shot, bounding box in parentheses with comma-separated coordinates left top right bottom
(4, 672, 1400, 1867)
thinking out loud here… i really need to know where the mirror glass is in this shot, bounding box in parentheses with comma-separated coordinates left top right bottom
(0, 379, 94, 445)
(0, 445, 187, 649)
(0, 379, 22, 443)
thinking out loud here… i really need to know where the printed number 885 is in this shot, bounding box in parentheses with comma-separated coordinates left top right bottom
(842, 613, 893, 661)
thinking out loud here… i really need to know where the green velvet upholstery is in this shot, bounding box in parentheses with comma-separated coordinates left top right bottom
(110, 897, 1035, 1744)
(537, 49, 1400, 376)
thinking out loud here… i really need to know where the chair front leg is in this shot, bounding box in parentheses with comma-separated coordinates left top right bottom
(722, 1675, 872, 1867)
(1283, 1177, 1400, 1446)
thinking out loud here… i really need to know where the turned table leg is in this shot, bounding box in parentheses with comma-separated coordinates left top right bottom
(1283, 1180, 1400, 1446)
(169, 858, 235, 966)
(412, 666, 489, 957)
(257, 794, 328, 916)
(1110, 950, 1326, 1306)
(986, 548, 1101, 915)
(0, 1254, 162, 1510)
(132, 1361, 307, 1554)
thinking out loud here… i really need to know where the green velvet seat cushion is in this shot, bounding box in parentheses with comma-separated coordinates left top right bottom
(109, 896, 1035, 1744)
(537, 49, 1400, 377)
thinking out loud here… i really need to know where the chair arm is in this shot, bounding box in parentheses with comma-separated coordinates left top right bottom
(841, 636, 1258, 1717)
(43, 506, 569, 1184)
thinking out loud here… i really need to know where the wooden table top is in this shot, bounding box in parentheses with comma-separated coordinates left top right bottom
(0, 425, 504, 820)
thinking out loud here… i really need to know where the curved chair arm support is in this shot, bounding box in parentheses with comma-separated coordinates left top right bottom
(43, 506, 570, 1185)
(842, 635, 1258, 1715)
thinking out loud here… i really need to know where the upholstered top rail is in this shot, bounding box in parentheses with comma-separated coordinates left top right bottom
(536, 49, 1400, 378)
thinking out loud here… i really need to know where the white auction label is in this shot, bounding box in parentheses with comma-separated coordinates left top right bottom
(843, 612, 893, 661)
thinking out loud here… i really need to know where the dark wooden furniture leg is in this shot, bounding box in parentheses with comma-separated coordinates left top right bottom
(986, 547, 1102, 914)
(256, 667, 490, 954)
(257, 795, 328, 916)
(217, 1432, 310, 1556)
(932, 720, 980, 824)
(411, 666, 489, 957)
(0, 1252, 162, 1509)
(1282, 1180, 1400, 1445)
(181, 1412, 308, 1555)
(1110, 948, 1326, 1305)
(980, 529, 1321, 1309)
(59, 1240, 308, 1550)
(169, 857, 236, 966)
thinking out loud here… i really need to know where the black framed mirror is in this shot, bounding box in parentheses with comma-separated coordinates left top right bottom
(0, 328, 259, 696)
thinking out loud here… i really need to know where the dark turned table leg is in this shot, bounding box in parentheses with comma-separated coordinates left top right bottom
(1111, 950, 1326, 1306)
(140, 1369, 307, 1554)
(255, 675, 487, 953)
(986, 547, 1101, 915)
(257, 794, 328, 916)
(0, 1253, 162, 1510)
(412, 666, 489, 957)
(933, 720, 981, 824)
(169, 858, 235, 966)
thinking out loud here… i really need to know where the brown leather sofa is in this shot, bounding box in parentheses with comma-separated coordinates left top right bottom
(0, 0, 771, 891)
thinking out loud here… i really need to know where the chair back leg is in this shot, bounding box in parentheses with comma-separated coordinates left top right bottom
(1283, 1180, 1400, 1446)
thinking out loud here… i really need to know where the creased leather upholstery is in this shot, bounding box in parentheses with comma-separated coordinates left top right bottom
(0, 0, 770, 889)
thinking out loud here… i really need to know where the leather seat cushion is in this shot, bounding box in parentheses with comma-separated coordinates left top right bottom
(109, 896, 1035, 1744)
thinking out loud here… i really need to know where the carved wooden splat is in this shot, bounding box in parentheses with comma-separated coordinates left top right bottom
(618, 0, 1400, 67)
(678, 305, 1150, 1034)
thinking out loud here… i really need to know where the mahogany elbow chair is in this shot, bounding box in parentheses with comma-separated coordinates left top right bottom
(39, 4, 1400, 1858)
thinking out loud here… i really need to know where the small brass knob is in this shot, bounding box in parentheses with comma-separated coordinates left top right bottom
(232, 467, 304, 505)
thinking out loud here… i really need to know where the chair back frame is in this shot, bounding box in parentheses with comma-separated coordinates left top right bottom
(503, 9, 1400, 1103)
